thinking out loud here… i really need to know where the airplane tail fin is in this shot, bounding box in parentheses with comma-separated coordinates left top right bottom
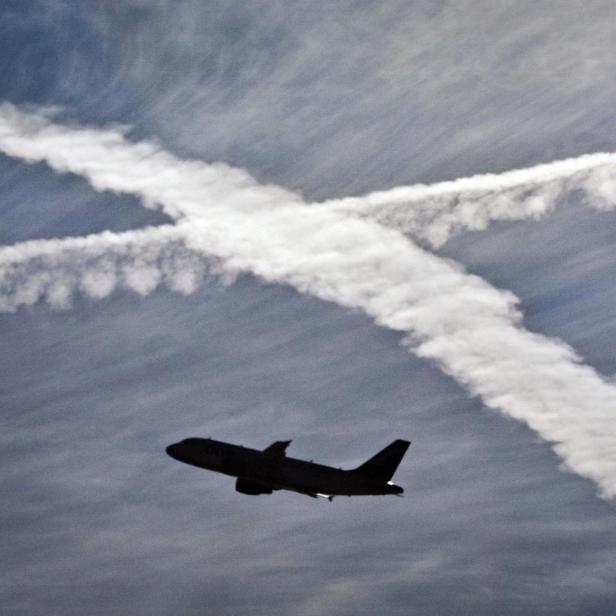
(354, 440, 410, 481)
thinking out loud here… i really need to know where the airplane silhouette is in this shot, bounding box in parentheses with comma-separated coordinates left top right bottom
(166, 437, 410, 501)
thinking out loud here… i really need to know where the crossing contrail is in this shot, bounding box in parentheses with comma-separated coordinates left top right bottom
(322, 154, 616, 246)
(1, 103, 616, 499)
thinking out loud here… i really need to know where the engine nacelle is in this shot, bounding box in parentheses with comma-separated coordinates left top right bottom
(235, 478, 273, 495)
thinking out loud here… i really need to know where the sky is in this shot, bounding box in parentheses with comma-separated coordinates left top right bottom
(1, 1, 616, 614)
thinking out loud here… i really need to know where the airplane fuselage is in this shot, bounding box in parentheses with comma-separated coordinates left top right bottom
(166, 438, 408, 499)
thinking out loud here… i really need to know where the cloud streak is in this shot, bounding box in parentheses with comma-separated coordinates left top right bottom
(2, 104, 616, 499)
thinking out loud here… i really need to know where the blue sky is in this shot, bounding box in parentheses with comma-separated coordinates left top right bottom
(2, 2, 616, 614)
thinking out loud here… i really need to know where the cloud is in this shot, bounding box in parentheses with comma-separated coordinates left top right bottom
(88, 1, 616, 201)
(2, 103, 616, 501)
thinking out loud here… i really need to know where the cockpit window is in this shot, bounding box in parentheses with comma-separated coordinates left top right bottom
(181, 438, 202, 446)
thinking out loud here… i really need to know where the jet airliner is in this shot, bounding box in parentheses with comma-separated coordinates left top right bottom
(166, 437, 410, 501)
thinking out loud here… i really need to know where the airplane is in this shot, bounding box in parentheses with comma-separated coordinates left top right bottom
(165, 437, 410, 501)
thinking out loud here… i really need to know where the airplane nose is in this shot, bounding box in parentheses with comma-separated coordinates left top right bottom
(166, 444, 180, 459)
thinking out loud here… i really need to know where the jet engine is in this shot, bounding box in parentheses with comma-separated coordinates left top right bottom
(235, 478, 273, 495)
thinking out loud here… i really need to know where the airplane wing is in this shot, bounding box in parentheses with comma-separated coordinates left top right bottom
(263, 440, 292, 457)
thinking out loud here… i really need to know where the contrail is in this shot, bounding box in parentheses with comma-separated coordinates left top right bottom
(322, 154, 616, 247)
(0, 224, 206, 311)
(2, 104, 616, 499)
(0, 103, 302, 222)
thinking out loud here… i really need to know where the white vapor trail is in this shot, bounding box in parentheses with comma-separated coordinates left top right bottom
(0, 224, 208, 312)
(0, 104, 301, 222)
(323, 154, 616, 247)
(2, 103, 616, 499)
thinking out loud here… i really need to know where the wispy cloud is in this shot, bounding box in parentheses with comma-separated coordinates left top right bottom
(2, 103, 616, 500)
(89, 1, 616, 200)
